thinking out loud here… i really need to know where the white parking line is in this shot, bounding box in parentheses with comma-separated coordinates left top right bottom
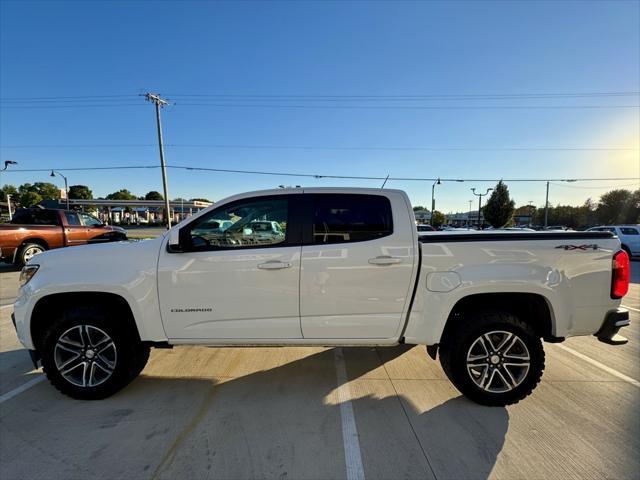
(0, 373, 45, 404)
(622, 305, 640, 313)
(555, 344, 640, 388)
(334, 348, 365, 480)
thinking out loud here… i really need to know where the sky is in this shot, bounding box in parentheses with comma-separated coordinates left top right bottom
(1, 0, 639, 213)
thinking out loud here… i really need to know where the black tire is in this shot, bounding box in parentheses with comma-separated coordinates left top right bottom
(16, 242, 46, 266)
(41, 306, 146, 400)
(439, 310, 545, 406)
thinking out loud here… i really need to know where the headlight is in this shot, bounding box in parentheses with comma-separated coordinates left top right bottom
(19, 265, 39, 287)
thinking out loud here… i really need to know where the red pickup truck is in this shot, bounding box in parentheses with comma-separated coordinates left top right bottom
(0, 208, 127, 266)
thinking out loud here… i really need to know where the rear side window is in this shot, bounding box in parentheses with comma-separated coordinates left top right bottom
(620, 227, 639, 235)
(10, 209, 59, 225)
(310, 194, 393, 244)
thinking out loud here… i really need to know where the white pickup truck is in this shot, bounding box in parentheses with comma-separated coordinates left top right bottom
(12, 188, 631, 406)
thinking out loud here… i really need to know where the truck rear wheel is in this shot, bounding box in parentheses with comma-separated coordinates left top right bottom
(439, 311, 545, 406)
(40, 306, 149, 400)
(17, 242, 45, 266)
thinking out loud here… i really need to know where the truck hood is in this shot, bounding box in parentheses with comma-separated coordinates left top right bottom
(27, 236, 165, 270)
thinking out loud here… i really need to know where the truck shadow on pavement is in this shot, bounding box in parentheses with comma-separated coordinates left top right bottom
(138, 346, 509, 480)
(0, 346, 508, 480)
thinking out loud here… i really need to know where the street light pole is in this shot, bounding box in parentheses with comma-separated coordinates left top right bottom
(430, 178, 441, 225)
(50, 170, 69, 210)
(6, 194, 13, 220)
(471, 188, 493, 229)
(145, 93, 172, 229)
(544, 181, 550, 229)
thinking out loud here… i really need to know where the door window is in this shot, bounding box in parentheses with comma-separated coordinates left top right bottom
(186, 197, 289, 250)
(620, 227, 639, 235)
(310, 194, 393, 244)
(65, 212, 81, 226)
(79, 213, 103, 227)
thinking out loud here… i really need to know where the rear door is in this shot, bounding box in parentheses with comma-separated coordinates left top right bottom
(299, 192, 416, 339)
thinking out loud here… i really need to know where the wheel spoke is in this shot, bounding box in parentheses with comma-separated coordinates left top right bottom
(95, 353, 115, 371)
(61, 358, 85, 376)
(58, 353, 82, 371)
(56, 343, 82, 356)
(497, 367, 516, 389)
(96, 341, 115, 355)
(483, 333, 497, 351)
(495, 333, 514, 353)
(481, 368, 497, 390)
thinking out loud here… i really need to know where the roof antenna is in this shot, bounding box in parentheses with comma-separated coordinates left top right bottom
(381, 174, 390, 189)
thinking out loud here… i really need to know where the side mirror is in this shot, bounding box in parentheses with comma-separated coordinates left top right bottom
(168, 228, 181, 250)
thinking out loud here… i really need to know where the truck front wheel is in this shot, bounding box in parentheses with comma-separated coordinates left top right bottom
(40, 306, 149, 400)
(439, 311, 545, 406)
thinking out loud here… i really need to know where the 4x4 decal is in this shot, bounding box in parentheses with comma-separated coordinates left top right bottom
(555, 244, 599, 251)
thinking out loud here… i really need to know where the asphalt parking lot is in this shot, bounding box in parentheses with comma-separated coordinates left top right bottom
(0, 261, 638, 480)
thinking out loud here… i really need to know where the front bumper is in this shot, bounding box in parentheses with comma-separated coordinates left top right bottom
(595, 308, 630, 345)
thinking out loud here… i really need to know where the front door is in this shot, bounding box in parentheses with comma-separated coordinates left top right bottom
(63, 211, 89, 245)
(158, 194, 302, 340)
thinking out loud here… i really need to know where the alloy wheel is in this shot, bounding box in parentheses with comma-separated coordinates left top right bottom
(54, 325, 117, 387)
(466, 330, 530, 393)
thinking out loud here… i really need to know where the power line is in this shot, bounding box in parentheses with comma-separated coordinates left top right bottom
(167, 91, 640, 99)
(2, 91, 638, 102)
(2, 164, 638, 183)
(171, 103, 640, 110)
(550, 182, 639, 189)
(1, 143, 637, 152)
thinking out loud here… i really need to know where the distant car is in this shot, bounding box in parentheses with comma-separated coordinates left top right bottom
(416, 224, 435, 232)
(587, 225, 640, 257)
(0, 208, 127, 265)
(250, 221, 285, 241)
(545, 226, 574, 231)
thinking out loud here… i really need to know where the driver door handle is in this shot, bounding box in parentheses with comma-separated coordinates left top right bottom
(368, 256, 402, 265)
(258, 261, 292, 270)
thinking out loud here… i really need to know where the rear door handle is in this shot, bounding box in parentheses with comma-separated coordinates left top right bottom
(258, 261, 292, 270)
(368, 256, 402, 265)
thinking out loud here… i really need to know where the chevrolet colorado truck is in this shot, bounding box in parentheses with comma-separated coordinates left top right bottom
(0, 208, 127, 266)
(12, 188, 631, 405)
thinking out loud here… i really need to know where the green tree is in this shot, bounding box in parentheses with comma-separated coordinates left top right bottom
(623, 189, 639, 224)
(144, 191, 164, 200)
(412, 205, 426, 212)
(431, 210, 445, 228)
(18, 191, 43, 208)
(596, 189, 632, 224)
(68, 185, 93, 199)
(106, 189, 137, 200)
(483, 181, 515, 228)
(1, 184, 18, 202)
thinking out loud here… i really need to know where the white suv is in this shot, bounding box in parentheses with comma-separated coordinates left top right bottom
(587, 225, 640, 257)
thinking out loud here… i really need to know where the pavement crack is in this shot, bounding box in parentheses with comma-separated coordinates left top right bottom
(150, 381, 219, 480)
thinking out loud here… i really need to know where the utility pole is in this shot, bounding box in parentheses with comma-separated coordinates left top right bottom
(145, 93, 172, 228)
(544, 181, 550, 229)
(528, 200, 533, 227)
(471, 188, 492, 229)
